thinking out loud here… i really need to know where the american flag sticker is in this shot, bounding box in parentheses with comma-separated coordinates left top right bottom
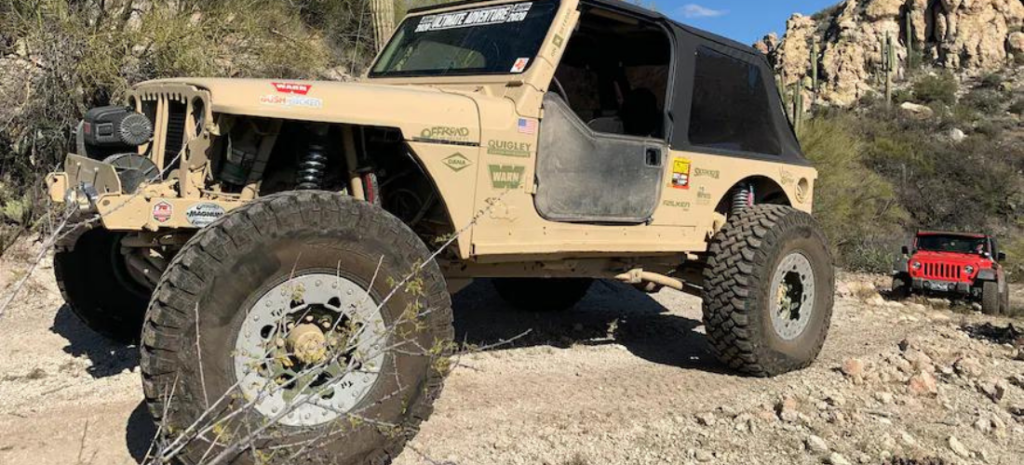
(517, 118, 538, 135)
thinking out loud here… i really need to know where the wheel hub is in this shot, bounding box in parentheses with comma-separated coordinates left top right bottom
(234, 273, 387, 427)
(769, 252, 816, 341)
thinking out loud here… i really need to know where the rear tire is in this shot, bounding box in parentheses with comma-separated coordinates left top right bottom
(492, 278, 593, 312)
(891, 275, 911, 300)
(140, 191, 454, 465)
(702, 205, 835, 377)
(54, 228, 151, 343)
(981, 281, 1001, 315)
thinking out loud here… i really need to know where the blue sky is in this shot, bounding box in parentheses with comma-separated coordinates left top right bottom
(659, 1, 840, 45)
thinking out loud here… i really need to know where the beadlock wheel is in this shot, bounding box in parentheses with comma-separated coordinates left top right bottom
(234, 273, 387, 427)
(769, 252, 816, 341)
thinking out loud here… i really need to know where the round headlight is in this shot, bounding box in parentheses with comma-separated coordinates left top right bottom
(965, 265, 975, 274)
(912, 262, 922, 270)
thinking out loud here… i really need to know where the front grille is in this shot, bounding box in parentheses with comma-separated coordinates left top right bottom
(164, 100, 187, 170)
(922, 262, 962, 281)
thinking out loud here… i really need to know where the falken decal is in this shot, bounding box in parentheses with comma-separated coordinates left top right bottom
(487, 140, 531, 158)
(152, 201, 172, 223)
(489, 164, 526, 189)
(415, 2, 532, 32)
(442, 153, 472, 172)
(663, 200, 691, 210)
(186, 203, 226, 227)
(272, 82, 312, 95)
(671, 158, 691, 190)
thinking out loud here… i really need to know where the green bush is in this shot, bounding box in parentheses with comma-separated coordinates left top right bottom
(912, 72, 958, 105)
(962, 89, 1004, 113)
(979, 72, 1004, 89)
(1009, 99, 1024, 115)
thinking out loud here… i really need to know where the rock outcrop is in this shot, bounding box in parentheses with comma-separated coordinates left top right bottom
(759, 0, 1024, 105)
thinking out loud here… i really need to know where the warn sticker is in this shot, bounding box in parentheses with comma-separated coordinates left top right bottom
(272, 82, 312, 95)
(489, 164, 526, 189)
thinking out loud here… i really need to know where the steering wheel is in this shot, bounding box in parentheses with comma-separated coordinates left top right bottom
(550, 76, 571, 108)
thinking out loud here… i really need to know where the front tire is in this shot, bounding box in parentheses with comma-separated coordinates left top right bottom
(702, 205, 835, 377)
(492, 278, 593, 312)
(891, 275, 911, 300)
(981, 281, 1001, 315)
(54, 228, 151, 343)
(140, 191, 454, 464)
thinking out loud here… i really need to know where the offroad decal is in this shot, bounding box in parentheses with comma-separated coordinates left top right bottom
(517, 118, 538, 135)
(186, 203, 226, 227)
(259, 94, 323, 109)
(415, 2, 532, 32)
(511, 57, 530, 73)
(152, 201, 172, 223)
(442, 153, 472, 172)
(272, 82, 312, 95)
(553, 34, 564, 49)
(697, 186, 713, 206)
(663, 200, 691, 210)
(693, 167, 720, 179)
(489, 164, 526, 189)
(487, 140, 531, 158)
(420, 126, 472, 142)
(671, 158, 691, 190)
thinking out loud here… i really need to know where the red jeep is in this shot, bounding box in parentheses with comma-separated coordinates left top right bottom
(892, 231, 1010, 315)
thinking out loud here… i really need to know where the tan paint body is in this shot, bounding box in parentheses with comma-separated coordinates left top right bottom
(48, 0, 817, 274)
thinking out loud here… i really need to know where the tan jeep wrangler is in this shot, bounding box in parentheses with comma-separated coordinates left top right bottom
(47, 0, 833, 462)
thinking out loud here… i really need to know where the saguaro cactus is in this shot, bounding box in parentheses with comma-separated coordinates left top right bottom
(370, 0, 395, 52)
(905, 10, 914, 69)
(882, 32, 896, 107)
(810, 39, 819, 94)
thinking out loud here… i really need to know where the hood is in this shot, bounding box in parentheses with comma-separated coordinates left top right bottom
(137, 78, 481, 144)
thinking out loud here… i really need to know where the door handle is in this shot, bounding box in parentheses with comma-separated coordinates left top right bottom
(645, 147, 662, 167)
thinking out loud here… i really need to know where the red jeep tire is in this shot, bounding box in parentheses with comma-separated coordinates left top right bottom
(981, 281, 1001, 315)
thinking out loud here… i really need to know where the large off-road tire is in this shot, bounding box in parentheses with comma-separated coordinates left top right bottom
(891, 274, 912, 300)
(492, 278, 593, 312)
(981, 281, 1001, 315)
(54, 228, 151, 343)
(1001, 282, 1013, 316)
(140, 191, 454, 465)
(702, 205, 835, 377)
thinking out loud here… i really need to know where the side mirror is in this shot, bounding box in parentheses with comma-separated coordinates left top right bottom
(998, 252, 1007, 262)
(901, 246, 910, 256)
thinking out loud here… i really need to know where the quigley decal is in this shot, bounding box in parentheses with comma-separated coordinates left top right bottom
(487, 140, 532, 158)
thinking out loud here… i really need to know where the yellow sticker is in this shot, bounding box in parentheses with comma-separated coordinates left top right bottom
(671, 158, 691, 190)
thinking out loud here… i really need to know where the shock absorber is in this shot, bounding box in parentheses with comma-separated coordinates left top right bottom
(730, 183, 754, 216)
(297, 125, 329, 190)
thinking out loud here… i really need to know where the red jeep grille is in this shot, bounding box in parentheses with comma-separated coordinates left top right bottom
(922, 263, 962, 281)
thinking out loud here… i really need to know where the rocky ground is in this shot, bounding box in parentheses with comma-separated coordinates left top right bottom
(1, 239, 1023, 465)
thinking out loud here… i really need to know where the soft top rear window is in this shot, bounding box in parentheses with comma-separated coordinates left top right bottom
(370, 0, 558, 78)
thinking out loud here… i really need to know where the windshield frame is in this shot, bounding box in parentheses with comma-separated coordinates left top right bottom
(368, 0, 560, 79)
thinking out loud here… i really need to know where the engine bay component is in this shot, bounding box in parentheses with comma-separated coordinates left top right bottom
(102, 153, 160, 194)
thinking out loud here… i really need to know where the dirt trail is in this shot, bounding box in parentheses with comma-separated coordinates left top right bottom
(1, 239, 1022, 465)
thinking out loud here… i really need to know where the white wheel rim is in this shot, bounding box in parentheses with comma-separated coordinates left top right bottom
(233, 273, 386, 427)
(769, 252, 816, 341)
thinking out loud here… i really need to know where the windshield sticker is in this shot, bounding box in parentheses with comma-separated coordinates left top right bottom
(671, 158, 691, 190)
(489, 164, 526, 189)
(416, 2, 533, 32)
(487, 140, 532, 158)
(511, 57, 530, 73)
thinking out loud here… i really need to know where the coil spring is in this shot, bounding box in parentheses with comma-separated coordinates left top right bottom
(297, 143, 328, 190)
(731, 184, 752, 216)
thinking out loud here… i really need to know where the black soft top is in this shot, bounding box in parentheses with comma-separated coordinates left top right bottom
(409, 0, 807, 165)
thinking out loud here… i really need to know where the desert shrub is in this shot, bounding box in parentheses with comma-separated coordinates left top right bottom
(799, 115, 908, 271)
(962, 89, 1004, 113)
(1009, 98, 1024, 115)
(912, 72, 958, 105)
(1003, 237, 1024, 282)
(978, 72, 1004, 89)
